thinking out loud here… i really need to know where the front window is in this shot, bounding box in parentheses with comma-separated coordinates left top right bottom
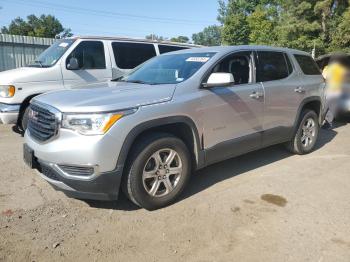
(115, 52, 216, 85)
(66, 41, 106, 69)
(29, 39, 76, 68)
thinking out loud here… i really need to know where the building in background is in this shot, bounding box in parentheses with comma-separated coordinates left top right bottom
(0, 34, 55, 71)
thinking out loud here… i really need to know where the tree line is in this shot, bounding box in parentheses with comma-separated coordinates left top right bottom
(1, 1, 349, 56)
(193, 0, 350, 56)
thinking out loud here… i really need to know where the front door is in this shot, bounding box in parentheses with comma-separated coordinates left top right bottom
(61, 40, 112, 88)
(200, 51, 264, 165)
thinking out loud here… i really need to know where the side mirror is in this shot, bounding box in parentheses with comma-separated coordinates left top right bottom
(67, 57, 79, 70)
(202, 73, 234, 88)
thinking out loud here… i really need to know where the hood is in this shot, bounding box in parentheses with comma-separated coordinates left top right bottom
(32, 81, 177, 113)
(0, 67, 56, 84)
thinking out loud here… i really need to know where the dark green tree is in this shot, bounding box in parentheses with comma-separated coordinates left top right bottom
(145, 34, 165, 41)
(247, 5, 278, 45)
(221, 14, 250, 45)
(170, 36, 190, 43)
(329, 5, 350, 52)
(275, 1, 322, 53)
(216, 0, 350, 55)
(218, 0, 280, 45)
(192, 25, 222, 46)
(1, 14, 72, 38)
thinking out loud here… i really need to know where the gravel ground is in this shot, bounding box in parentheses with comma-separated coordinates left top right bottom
(0, 122, 350, 262)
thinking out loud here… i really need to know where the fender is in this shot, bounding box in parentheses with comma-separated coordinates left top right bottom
(291, 96, 323, 135)
(116, 116, 205, 172)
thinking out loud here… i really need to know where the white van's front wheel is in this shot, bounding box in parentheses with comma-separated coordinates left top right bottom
(19, 106, 30, 132)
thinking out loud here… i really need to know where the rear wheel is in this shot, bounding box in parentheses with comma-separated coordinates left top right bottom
(286, 109, 319, 154)
(123, 133, 191, 210)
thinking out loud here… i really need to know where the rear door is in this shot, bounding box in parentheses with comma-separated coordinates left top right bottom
(200, 51, 265, 164)
(293, 54, 324, 97)
(61, 40, 112, 88)
(256, 50, 305, 146)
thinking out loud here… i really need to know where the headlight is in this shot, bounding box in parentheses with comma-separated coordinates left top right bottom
(0, 85, 15, 98)
(62, 109, 136, 135)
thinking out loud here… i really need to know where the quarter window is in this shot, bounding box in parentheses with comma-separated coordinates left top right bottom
(67, 41, 106, 69)
(112, 42, 156, 69)
(256, 51, 290, 82)
(158, 45, 188, 54)
(294, 54, 321, 75)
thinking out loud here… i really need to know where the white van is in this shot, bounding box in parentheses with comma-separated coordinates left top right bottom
(0, 36, 198, 129)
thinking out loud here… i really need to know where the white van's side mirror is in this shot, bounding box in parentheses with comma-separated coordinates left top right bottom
(67, 57, 80, 70)
(203, 73, 234, 88)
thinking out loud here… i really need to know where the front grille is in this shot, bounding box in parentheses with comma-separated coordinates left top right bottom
(58, 164, 95, 177)
(28, 103, 58, 142)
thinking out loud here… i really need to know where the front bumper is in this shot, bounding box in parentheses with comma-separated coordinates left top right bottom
(29, 156, 122, 201)
(0, 103, 20, 124)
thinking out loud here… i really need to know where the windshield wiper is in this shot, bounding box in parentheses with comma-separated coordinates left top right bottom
(124, 80, 157, 85)
(112, 78, 157, 85)
(111, 76, 125, 82)
(34, 60, 43, 67)
(126, 80, 149, 84)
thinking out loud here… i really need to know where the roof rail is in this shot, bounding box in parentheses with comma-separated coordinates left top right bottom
(68, 35, 202, 48)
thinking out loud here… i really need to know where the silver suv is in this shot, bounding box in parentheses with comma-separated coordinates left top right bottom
(23, 46, 324, 210)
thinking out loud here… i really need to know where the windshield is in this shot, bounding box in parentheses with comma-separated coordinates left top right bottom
(115, 52, 216, 85)
(28, 39, 76, 68)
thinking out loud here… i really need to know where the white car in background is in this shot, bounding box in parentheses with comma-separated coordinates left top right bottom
(0, 36, 198, 130)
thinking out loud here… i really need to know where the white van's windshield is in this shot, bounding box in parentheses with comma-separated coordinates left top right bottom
(28, 39, 76, 68)
(114, 52, 216, 85)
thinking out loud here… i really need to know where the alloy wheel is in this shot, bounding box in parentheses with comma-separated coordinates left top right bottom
(142, 148, 183, 197)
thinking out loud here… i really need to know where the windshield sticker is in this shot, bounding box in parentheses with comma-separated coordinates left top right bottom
(186, 57, 210, 63)
(59, 42, 69, 48)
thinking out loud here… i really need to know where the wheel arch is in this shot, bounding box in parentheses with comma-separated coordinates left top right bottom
(117, 116, 204, 174)
(17, 93, 41, 125)
(295, 96, 323, 126)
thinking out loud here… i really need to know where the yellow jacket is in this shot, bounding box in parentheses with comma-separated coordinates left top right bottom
(323, 62, 347, 93)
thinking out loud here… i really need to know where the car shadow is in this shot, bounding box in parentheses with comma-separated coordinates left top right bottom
(83, 128, 338, 211)
(84, 193, 141, 211)
(179, 127, 338, 203)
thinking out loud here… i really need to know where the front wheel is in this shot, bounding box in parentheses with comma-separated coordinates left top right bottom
(286, 109, 319, 154)
(19, 106, 30, 132)
(123, 133, 191, 210)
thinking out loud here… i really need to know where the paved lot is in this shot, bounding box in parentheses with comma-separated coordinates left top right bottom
(0, 122, 350, 262)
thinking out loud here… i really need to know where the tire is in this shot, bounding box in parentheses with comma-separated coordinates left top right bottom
(123, 133, 191, 210)
(19, 106, 30, 132)
(286, 109, 319, 155)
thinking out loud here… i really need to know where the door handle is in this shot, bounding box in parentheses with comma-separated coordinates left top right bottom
(250, 91, 264, 99)
(294, 87, 305, 93)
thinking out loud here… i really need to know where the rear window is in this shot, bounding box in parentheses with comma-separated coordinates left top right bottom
(256, 51, 290, 82)
(158, 45, 188, 54)
(112, 42, 156, 69)
(294, 55, 321, 75)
